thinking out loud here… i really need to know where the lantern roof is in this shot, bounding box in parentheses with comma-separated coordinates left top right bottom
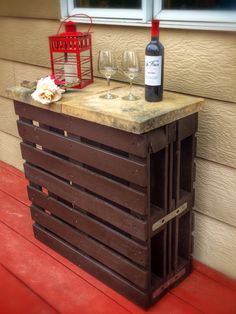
(54, 31, 90, 38)
(50, 20, 91, 38)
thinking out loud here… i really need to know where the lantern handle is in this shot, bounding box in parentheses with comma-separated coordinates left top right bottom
(56, 14, 93, 34)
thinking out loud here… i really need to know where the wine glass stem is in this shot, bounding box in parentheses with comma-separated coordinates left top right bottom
(129, 79, 133, 97)
(107, 77, 111, 98)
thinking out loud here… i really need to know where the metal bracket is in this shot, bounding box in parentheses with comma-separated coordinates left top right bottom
(152, 202, 188, 232)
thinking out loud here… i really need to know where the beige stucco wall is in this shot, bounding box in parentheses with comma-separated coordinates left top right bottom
(0, 0, 235, 278)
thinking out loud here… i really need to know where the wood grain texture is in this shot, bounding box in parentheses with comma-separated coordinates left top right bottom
(194, 158, 236, 228)
(0, 0, 60, 19)
(10, 84, 203, 134)
(0, 18, 236, 102)
(0, 131, 23, 171)
(21, 144, 147, 213)
(197, 98, 236, 168)
(161, 29, 236, 103)
(0, 17, 58, 67)
(19, 131, 147, 187)
(0, 223, 131, 314)
(0, 59, 14, 97)
(0, 264, 58, 314)
(193, 211, 236, 279)
(0, 185, 202, 314)
(0, 97, 19, 137)
(0, 8, 234, 282)
(14, 62, 50, 86)
(0, 59, 50, 98)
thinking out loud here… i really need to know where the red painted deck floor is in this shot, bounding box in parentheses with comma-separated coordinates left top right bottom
(0, 160, 235, 314)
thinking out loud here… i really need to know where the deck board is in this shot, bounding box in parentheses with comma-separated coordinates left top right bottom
(0, 161, 235, 314)
(0, 189, 201, 314)
(193, 260, 236, 293)
(0, 165, 29, 206)
(172, 270, 236, 314)
(0, 222, 131, 314)
(0, 264, 58, 314)
(0, 160, 25, 178)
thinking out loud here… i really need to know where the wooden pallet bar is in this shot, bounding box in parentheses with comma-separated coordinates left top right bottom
(9, 80, 203, 308)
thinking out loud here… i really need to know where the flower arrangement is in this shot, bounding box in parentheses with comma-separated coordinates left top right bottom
(31, 76, 65, 105)
(21, 75, 80, 105)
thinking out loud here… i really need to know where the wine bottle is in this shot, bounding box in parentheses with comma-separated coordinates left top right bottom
(145, 19, 164, 102)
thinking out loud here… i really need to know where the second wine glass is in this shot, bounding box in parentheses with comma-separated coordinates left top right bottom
(98, 50, 118, 99)
(122, 50, 141, 101)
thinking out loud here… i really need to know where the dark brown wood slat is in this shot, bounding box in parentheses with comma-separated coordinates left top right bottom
(24, 164, 148, 267)
(173, 140, 181, 207)
(28, 186, 148, 241)
(168, 122, 176, 143)
(147, 125, 168, 154)
(167, 221, 172, 275)
(180, 135, 195, 194)
(28, 186, 148, 253)
(150, 147, 168, 212)
(178, 113, 197, 140)
(21, 143, 147, 213)
(178, 210, 192, 263)
(31, 206, 149, 290)
(14, 101, 148, 157)
(173, 219, 179, 272)
(33, 224, 149, 309)
(30, 193, 146, 264)
(17, 120, 147, 187)
(27, 176, 148, 242)
(168, 142, 174, 212)
(28, 187, 146, 251)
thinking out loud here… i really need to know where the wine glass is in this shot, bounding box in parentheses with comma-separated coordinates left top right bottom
(98, 50, 118, 99)
(122, 50, 141, 101)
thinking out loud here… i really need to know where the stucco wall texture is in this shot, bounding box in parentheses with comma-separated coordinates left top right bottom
(0, 0, 235, 278)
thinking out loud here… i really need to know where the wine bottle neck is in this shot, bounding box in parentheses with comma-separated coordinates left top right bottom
(151, 36, 159, 42)
(151, 19, 159, 37)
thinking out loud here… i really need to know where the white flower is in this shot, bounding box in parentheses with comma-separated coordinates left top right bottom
(31, 76, 64, 105)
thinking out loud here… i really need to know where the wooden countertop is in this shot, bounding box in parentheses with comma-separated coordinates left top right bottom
(6, 79, 203, 134)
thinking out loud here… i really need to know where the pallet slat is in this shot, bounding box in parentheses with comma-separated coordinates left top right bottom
(15, 101, 148, 158)
(178, 114, 198, 140)
(24, 164, 148, 267)
(17, 120, 147, 187)
(31, 206, 149, 290)
(21, 143, 147, 213)
(33, 224, 150, 308)
(27, 177, 148, 242)
(28, 186, 148, 241)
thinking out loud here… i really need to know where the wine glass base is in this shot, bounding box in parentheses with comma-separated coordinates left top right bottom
(122, 94, 140, 101)
(99, 93, 118, 99)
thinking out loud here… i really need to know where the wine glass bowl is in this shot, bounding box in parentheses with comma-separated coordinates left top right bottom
(98, 50, 118, 99)
(122, 50, 141, 101)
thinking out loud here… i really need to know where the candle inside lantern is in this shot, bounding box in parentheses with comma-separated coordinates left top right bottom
(64, 57, 78, 83)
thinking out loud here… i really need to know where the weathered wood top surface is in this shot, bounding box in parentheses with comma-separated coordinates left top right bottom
(6, 79, 203, 134)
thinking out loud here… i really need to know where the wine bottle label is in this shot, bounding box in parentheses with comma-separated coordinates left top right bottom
(145, 56, 162, 86)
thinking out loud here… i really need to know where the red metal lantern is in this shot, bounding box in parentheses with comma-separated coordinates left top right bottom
(49, 15, 93, 89)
